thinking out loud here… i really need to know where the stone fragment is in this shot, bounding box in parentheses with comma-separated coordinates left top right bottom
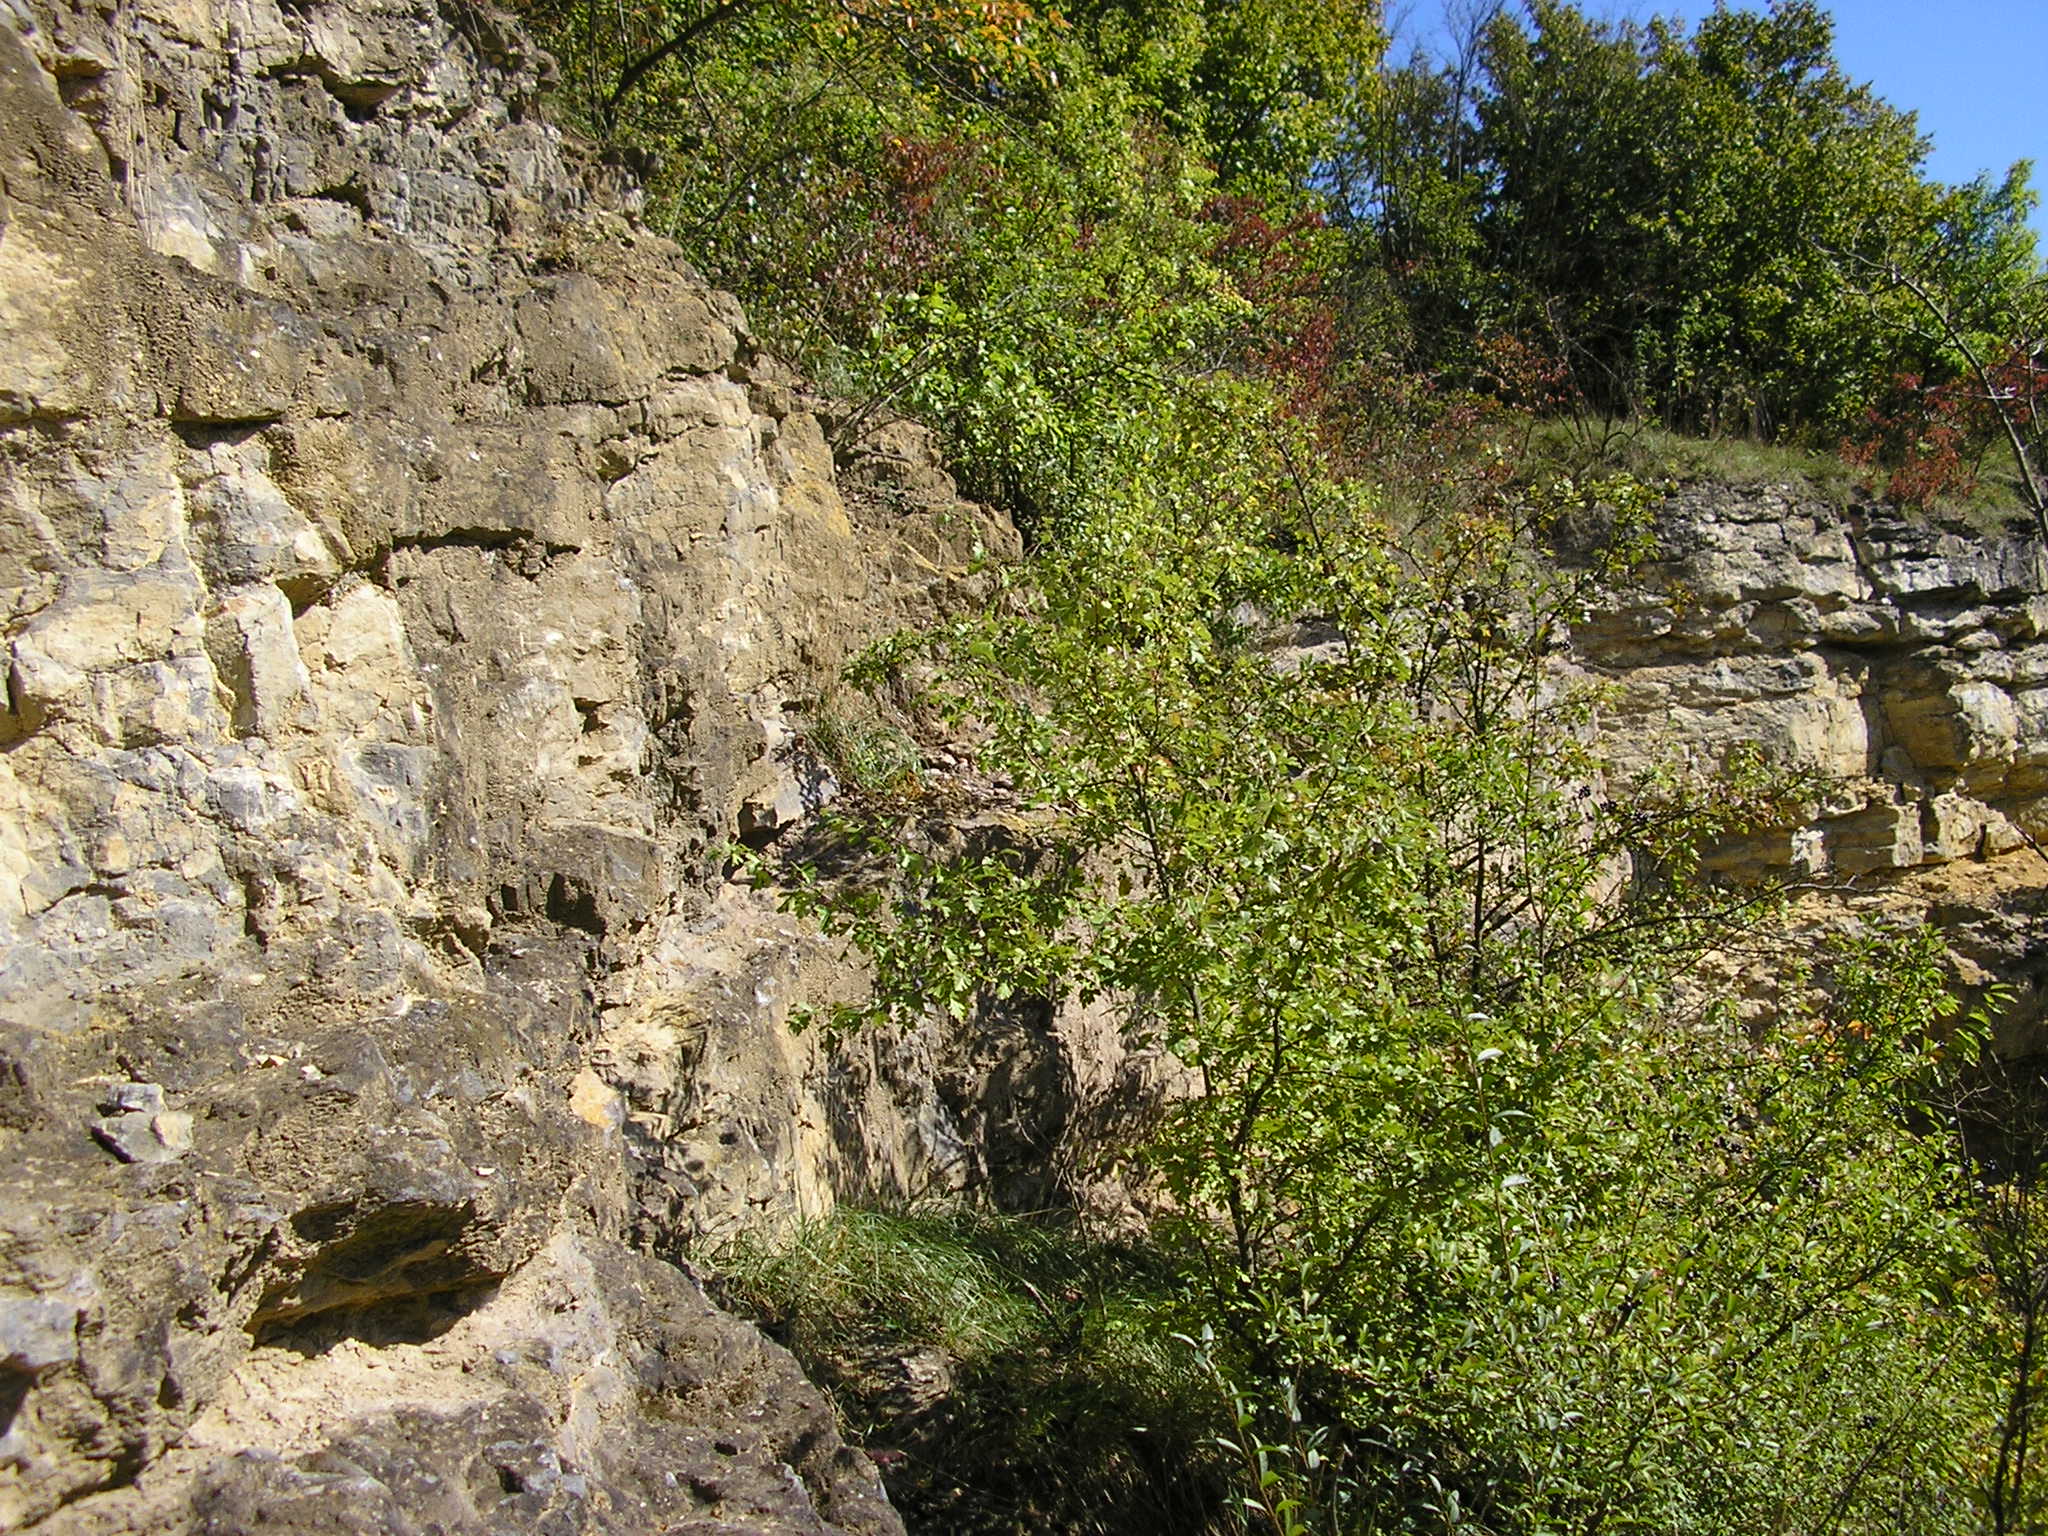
(90, 1082, 194, 1163)
(567, 1069, 623, 1132)
(1924, 793, 1987, 863)
(1983, 812, 2031, 857)
(207, 583, 314, 737)
(172, 293, 313, 423)
(90, 1107, 193, 1164)
(1789, 827, 1827, 878)
(0, 1295, 78, 1373)
(103, 1082, 165, 1115)
(737, 757, 841, 848)
(186, 448, 342, 602)
(1826, 802, 1924, 875)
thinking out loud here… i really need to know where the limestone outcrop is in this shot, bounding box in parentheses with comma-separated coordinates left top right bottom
(1566, 484, 2048, 1046)
(0, 0, 1097, 1528)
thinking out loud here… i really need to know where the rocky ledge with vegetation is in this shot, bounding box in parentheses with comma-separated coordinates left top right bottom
(7, 0, 2048, 1531)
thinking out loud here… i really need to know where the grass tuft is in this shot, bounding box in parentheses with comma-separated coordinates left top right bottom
(706, 1204, 1238, 1535)
(806, 697, 924, 799)
(1526, 416, 1860, 500)
(1525, 415, 2043, 538)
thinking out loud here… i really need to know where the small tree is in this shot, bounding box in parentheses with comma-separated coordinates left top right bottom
(1863, 255, 2048, 536)
(772, 388, 2004, 1531)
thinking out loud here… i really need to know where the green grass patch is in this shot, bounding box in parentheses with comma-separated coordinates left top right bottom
(1526, 415, 1862, 500)
(705, 1205, 1238, 1535)
(805, 697, 924, 800)
(1526, 415, 2044, 539)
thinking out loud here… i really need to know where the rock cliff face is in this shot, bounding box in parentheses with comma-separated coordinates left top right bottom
(1567, 485, 2048, 1047)
(0, 1, 1120, 1529)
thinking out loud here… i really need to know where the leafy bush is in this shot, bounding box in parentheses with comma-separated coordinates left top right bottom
(769, 389, 2007, 1531)
(1339, 0, 2042, 446)
(519, 0, 1372, 534)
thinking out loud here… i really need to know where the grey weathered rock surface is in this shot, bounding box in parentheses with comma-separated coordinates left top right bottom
(0, 0, 1125, 1528)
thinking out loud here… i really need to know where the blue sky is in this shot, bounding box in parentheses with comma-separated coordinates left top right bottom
(1389, 0, 2046, 228)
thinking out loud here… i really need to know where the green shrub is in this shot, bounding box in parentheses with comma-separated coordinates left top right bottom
(776, 392, 2008, 1533)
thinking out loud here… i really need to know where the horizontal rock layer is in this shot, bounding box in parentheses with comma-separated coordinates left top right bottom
(1566, 483, 2048, 1047)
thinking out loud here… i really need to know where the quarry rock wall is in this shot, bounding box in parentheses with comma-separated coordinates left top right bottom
(0, 1, 1108, 1528)
(5, 0, 2048, 1530)
(1568, 484, 2048, 1047)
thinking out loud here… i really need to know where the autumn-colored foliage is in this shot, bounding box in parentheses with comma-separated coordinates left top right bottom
(1844, 344, 2048, 509)
(1202, 194, 1340, 411)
